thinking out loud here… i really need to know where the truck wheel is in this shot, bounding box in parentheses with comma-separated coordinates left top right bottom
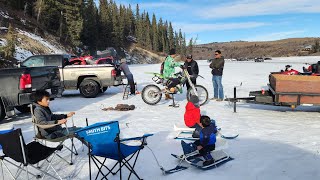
(0, 100, 5, 122)
(15, 104, 31, 113)
(79, 79, 100, 98)
(101, 87, 108, 93)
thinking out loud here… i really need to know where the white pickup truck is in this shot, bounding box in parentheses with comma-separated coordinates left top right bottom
(20, 54, 124, 98)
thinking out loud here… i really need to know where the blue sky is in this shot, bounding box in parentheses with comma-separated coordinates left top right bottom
(95, 0, 320, 44)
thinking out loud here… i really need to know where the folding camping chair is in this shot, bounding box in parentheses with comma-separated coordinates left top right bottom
(0, 128, 63, 180)
(30, 104, 78, 165)
(75, 121, 153, 180)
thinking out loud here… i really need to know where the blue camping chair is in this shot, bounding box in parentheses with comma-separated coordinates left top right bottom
(75, 121, 153, 180)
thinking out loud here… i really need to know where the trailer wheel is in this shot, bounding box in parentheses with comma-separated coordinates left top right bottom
(0, 100, 5, 122)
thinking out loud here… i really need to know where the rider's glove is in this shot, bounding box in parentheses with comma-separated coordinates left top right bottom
(180, 65, 186, 69)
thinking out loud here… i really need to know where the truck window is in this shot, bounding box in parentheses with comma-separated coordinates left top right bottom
(22, 56, 45, 67)
(45, 55, 62, 67)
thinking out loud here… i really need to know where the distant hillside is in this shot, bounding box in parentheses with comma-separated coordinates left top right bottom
(193, 38, 320, 60)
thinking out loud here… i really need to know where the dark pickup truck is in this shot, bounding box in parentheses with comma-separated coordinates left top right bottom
(0, 66, 62, 121)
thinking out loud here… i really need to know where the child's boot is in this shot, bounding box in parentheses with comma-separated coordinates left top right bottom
(203, 152, 215, 166)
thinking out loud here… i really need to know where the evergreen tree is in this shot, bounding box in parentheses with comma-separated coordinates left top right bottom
(97, 0, 111, 49)
(110, 1, 120, 47)
(168, 22, 174, 50)
(12, 1, 187, 55)
(64, 0, 84, 46)
(118, 4, 125, 47)
(174, 31, 180, 54)
(3, 24, 16, 60)
(145, 13, 152, 50)
(313, 40, 320, 53)
(81, 0, 97, 54)
(187, 37, 193, 54)
(9, 0, 26, 10)
(151, 14, 158, 51)
(34, 0, 61, 33)
(178, 29, 185, 56)
(181, 33, 187, 56)
(163, 21, 169, 53)
(135, 4, 142, 45)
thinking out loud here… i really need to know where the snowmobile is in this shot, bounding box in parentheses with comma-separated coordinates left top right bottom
(141, 67, 208, 106)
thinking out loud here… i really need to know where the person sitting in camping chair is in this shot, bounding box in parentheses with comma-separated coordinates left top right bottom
(33, 90, 79, 139)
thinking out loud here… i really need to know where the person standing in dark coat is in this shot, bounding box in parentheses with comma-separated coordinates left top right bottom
(184, 54, 199, 90)
(119, 58, 135, 95)
(209, 50, 225, 101)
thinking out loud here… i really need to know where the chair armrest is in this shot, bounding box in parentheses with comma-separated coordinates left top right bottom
(120, 134, 153, 142)
(34, 123, 59, 129)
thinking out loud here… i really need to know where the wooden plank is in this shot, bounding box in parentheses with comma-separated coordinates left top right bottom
(270, 74, 320, 94)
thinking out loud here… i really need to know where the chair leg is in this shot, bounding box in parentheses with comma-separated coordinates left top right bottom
(111, 151, 143, 180)
(119, 160, 122, 180)
(1, 160, 41, 179)
(94, 158, 106, 180)
(128, 150, 142, 180)
(0, 161, 3, 180)
(90, 157, 109, 180)
(37, 154, 62, 180)
(112, 151, 137, 174)
(121, 160, 142, 180)
(0, 160, 15, 180)
(25, 166, 30, 180)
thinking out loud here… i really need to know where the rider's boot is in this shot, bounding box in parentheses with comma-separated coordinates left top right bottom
(165, 93, 172, 100)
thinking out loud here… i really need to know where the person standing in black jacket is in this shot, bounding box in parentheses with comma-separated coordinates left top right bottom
(184, 54, 199, 90)
(209, 50, 225, 101)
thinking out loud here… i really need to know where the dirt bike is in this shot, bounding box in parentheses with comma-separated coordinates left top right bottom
(141, 68, 208, 106)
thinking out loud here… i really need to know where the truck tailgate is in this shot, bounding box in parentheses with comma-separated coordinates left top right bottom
(29, 66, 61, 91)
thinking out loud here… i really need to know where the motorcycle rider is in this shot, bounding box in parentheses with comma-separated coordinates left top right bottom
(163, 48, 182, 99)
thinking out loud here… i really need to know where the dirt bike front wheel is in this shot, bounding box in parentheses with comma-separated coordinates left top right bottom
(186, 85, 208, 106)
(141, 85, 162, 105)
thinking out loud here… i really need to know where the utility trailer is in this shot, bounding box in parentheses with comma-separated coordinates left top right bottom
(226, 74, 320, 112)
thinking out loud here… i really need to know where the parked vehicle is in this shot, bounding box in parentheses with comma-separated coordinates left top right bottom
(20, 54, 124, 98)
(0, 66, 62, 121)
(69, 56, 115, 65)
(254, 57, 264, 62)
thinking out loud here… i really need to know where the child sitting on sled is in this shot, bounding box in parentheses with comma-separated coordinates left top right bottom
(195, 115, 217, 166)
(184, 95, 202, 138)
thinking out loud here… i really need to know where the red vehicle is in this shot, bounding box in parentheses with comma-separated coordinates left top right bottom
(303, 61, 320, 76)
(69, 55, 114, 65)
(280, 69, 299, 75)
(69, 47, 119, 65)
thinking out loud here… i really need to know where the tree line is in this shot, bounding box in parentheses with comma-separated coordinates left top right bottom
(0, 0, 190, 57)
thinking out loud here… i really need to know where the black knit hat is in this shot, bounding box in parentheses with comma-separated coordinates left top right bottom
(190, 95, 199, 107)
(169, 48, 176, 55)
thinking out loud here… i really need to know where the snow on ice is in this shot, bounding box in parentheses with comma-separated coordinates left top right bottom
(1, 58, 320, 179)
